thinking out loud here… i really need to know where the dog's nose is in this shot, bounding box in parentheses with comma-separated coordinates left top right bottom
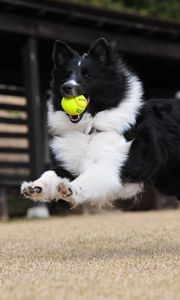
(61, 83, 74, 96)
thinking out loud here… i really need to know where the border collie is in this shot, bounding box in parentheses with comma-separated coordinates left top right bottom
(21, 38, 180, 206)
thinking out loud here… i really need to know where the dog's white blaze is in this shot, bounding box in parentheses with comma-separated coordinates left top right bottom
(66, 79, 78, 86)
(78, 59, 82, 67)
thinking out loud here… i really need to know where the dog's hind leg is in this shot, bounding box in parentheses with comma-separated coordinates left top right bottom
(118, 182, 144, 200)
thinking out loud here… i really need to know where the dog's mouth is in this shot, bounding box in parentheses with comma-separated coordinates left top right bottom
(69, 115, 82, 123)
(68, 95, 90, 123)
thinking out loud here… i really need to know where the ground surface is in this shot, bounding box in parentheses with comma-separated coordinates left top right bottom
(0, 210, 180, 300)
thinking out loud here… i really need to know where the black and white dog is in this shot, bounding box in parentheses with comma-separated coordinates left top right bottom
(21, 38, 180, 206)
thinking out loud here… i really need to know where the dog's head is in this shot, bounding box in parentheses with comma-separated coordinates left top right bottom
(51, 37, 129, 123)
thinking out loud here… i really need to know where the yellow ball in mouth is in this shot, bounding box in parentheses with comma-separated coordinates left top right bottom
(61, 95, 88, 116)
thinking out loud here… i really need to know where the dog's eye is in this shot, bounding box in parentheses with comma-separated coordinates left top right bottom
(81, 69, 89, 79)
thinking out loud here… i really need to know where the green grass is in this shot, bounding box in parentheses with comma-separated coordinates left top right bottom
(66, 0, 180, 22)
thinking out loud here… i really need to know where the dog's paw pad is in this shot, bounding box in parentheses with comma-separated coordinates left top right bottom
(59, 182, 72, 197)
(58, 182, 76, 206)
(33, 186, 42, 194)
(21, 183, 43, 198)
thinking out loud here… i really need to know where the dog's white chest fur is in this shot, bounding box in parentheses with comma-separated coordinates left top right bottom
(51, 130, 130, 177)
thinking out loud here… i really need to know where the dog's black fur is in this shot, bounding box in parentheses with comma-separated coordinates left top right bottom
(51, 37, 180, 201)
(122, 99, 180, 199)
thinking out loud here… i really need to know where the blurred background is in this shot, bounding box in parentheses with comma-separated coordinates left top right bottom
(0, 0, 180, 219)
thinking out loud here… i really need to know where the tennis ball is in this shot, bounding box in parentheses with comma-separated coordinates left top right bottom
(61, 95, 88, 116)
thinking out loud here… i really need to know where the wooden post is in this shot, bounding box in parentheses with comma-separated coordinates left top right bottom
(0, 187, 8, 220)
(23, 38, 49, 216)
(23, 38, 43, 179)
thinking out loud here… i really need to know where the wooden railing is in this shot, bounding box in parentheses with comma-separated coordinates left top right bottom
(0, 93, 30, 185)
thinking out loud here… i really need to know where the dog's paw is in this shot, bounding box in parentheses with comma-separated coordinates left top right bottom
(59, 182, 72, 197)
(58, 179, 77, 206)
(21, 181, 44, 201)
(119, 182, 144, 200)
(21, 171, 63, 202)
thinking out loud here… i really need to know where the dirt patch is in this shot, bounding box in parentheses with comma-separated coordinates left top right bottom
(0, 210, 180, 300)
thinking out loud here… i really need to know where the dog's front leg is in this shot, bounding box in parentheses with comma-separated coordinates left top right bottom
(58, 164, 122, 207)
(21, 170, 63, 202)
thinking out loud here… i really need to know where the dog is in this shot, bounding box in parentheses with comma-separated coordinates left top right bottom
(21, 37, 180, 207)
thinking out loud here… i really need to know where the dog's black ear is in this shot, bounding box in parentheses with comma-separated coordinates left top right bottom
(53, 40, 76, 66)
(88, 37, 110, 64)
